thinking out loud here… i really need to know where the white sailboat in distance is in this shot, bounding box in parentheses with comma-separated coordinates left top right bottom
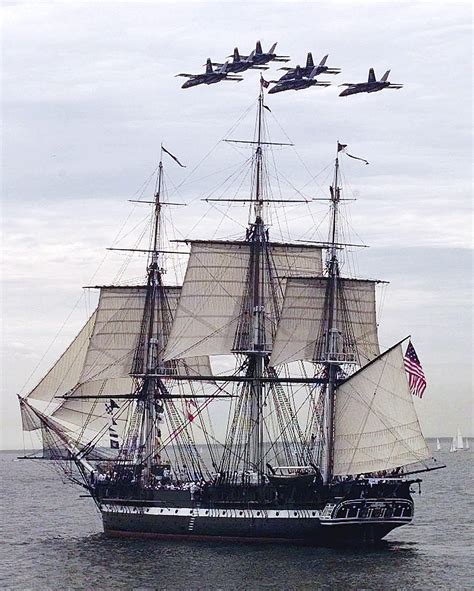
(436, 438, 441, 451)
(456, 427, 466, 451)
(449, 436, 457, 453)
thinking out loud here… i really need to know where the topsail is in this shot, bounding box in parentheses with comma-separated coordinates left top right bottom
(163, 240, 323, 361)
(271, 276, 379, 366)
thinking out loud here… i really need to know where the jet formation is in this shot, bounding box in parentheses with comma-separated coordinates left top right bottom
(176, 42, 403, 97)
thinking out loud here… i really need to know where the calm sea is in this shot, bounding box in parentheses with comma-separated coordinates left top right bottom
(0, 441, 472, 590)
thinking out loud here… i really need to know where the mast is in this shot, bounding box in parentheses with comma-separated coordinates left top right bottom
(141, 151, 165, 481)
(248, 85, 266, 478)
(322, 144, 342, 484)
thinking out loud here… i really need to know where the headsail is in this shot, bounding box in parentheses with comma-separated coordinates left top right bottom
(27, 311, 97, 403)
(332, 342, 431, 476)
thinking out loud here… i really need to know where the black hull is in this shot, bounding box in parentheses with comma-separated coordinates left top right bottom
(100, 497, 413, 546)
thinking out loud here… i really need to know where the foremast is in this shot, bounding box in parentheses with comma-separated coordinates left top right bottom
(132, 153, 167, 483)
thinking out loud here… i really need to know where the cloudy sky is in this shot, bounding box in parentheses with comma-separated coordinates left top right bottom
(1, 1, 472, 449)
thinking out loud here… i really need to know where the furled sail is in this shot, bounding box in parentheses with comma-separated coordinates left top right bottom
(270, 277, 379, 366)
(163, 241, 323, 361)
(70, 285, 212, 399)
(332, 343, 431, 476)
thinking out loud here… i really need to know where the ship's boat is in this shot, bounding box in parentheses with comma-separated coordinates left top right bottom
(18, 88, 443, 545)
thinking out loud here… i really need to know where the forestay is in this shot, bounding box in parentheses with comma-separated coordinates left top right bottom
(270, 277, 379, 366)
(163, 241, 323, 361)
(332, 343, 431, 476)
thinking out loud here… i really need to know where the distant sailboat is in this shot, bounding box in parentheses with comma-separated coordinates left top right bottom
(466, 439, 470, 450)
(449, 437, 457, 453)
(436, 438, 441, 451)
(456, 427, 465, 451)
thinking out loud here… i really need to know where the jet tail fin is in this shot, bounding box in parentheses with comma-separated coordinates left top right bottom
(268, 42, 277, 54)
(206, 58, 213, 74)
(256, 41, 263, 54)
(245, 50, 255, 63)
(306, 52, 314, 68)
(233, 48, 240, 62)
(217, 61, 229, 74)
(319, 54, 328, 67)
(381, 69, 391, 82)
(309, 66, 319, 79)
(368, 68, 376, 83)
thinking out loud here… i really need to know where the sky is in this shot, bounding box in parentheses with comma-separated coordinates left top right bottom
(1, 0, 472, 449)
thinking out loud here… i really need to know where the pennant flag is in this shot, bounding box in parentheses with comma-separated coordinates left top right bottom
(162, 146, 186, 167)
(337, 142, 369, 165)
(185, 398, 198, 422)
(404, 341, 427, 398)
(263, 104, 271, 113)
(105, 399, 120, 448)
(109, 426, 120, 449)
(105, 398, 119, 414)
(260, 76, 270, 89)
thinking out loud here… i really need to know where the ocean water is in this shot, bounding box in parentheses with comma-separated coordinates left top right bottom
(0, 441, 472, 590)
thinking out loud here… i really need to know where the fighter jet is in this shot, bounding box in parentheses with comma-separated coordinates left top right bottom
(268, 65, 332, 94)
(278, 53, 341, 82)
(339, 68, 403, 96)
(211, 49, 263, 74)
(238, 41, 290, 67)
(176, 59, 243, 88)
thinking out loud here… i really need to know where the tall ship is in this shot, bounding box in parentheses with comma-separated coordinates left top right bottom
(19, 87, 441, 544)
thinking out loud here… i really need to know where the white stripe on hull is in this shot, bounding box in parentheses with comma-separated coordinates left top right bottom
(101, 505, 321, 519)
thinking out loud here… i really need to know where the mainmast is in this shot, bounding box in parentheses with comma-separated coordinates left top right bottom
(248, 85, 267, 478)
(322, 144, 342, 484)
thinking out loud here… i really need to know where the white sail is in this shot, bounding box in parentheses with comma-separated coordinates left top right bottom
(456, 427, 464, 450)
(163, 241, 323, 361)
(71, 285, 211, 399)
(436, 438, 441, 451)
(27, 312, 97, 403)
(271, 277, 379, 367)
(449, 437, 457, 453)
(52, 396, 129, 435)
(332, 343, 431, 476)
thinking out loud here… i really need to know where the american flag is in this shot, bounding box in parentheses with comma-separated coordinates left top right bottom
(404, 341, 427, 398)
